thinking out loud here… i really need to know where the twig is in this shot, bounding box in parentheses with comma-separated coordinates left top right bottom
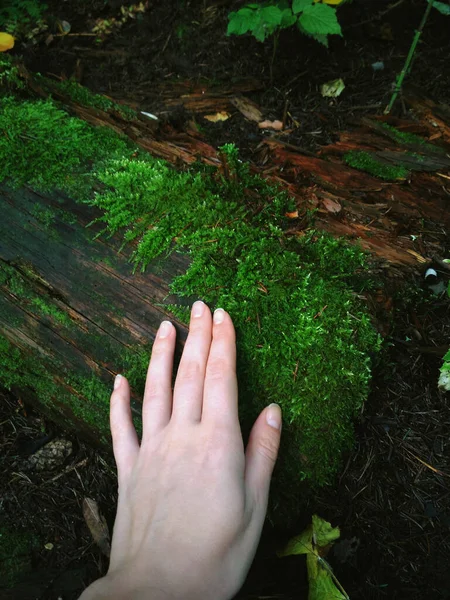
(42, 457, 89, 485)
(385, 0, 435, 114)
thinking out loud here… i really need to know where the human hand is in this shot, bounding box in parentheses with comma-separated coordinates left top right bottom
(80, 302, 282, 600)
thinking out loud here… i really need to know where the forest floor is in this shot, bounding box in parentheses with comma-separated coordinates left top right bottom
(1, 0, 450, 598)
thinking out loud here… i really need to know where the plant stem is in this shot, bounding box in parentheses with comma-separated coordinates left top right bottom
(270, 30, 279, 84)
(384, 0, 435, 114)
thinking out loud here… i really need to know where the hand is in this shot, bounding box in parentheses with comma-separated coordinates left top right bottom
(80, 302, 282, 600)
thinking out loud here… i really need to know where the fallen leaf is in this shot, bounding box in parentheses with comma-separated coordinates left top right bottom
(322, 198, 342, 213)
(258, 119, 283, 130)
(231, 96, 263, 122)
(278, 515, 348, 600)
(204, 111, 230, 122)
(320, 78, 345, 98)
(0, 32, 14, 52)
(82, 497, 111, 557)
(44, 543, 54, 550)
(286, 210, 299, 219)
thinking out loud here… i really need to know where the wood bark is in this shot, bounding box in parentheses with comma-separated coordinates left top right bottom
(0, 184, 188, 445)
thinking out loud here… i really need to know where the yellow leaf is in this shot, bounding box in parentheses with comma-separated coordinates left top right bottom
(0, 32, 14, 52)
(315, 0, 345, 4)
(204, 112, 230, 122)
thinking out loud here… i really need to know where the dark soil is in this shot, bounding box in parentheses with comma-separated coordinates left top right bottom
(2, 1, 450, 598)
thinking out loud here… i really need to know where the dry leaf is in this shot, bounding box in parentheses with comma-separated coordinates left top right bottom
(204, 111, 230, 122)
(0, 32, 14, 52)
(231, 96, 263, 122)
(258, 119, 283, 130)
(322, 198, 342, 214)
(285, 210, 299, 219)
(83, 497, 111, 557)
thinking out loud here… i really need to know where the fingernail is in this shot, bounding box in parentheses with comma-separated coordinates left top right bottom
(158, 320, 172, 338)
(266, 403, 282, 430)
(114, 374, 123, 390)
(192, 300, 205, 318)
(214, 308, 225, 324)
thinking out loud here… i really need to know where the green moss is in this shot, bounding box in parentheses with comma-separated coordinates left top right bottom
(30, 297, 72, 327)
(0, 333, 111, 437)
(0, 94, 382, 521)
(30, 203, 55, 228)
(0, 262, 73, 328)
(344, 150, 409, 180)
(49, 79, 136, 121)
(0, 96, 133, 192)
(380, 122, 444, 153)
(0, 524, 40, 588)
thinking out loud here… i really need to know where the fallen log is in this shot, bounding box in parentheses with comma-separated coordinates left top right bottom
(1, 58, 448, 524)
(0, 184, 189, 446)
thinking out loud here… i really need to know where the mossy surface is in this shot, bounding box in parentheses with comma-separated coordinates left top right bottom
(0, 93, 382, 519)
(344, 150, 409, 180)
(49, 78, 137, 120)
(0, 261, 73, 328)
(0, 524, 40, 589)
(380, 122, 444, 153)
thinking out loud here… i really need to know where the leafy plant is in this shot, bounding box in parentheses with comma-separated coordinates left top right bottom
(0, 0, 47, 39)
(385, 0, 450, 113)
(227, 0, 345, 47)
(439, 349, 450, 391)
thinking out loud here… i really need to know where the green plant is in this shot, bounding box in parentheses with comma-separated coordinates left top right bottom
(385, 0, 450, 113)
(0, 0, 47, 39)
(439, 349, 450, 391)
(227, 0, 344, 47)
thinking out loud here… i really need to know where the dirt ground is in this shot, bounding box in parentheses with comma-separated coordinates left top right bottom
(1, 0, 450, 598)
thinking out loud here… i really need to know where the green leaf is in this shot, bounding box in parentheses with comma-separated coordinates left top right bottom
(430, 0, 450, 16)
(297, 20, 329, 46)
(299, 3, 342, 36)
(280, 7, 297, 28)
(278, 515, 348, 600)
(227, 8, 256, 36)
(260, 5, 283, 26)
(444, 349, 450, 362)
(292, 0, 314, 14)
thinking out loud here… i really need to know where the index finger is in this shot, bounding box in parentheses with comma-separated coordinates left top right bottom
(201, 308, 239, 428)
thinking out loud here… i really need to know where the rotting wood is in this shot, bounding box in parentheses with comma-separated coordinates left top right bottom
(0, 184, 189, 446)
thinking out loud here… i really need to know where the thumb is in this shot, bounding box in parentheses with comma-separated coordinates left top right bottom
(244, 403, 282, 517)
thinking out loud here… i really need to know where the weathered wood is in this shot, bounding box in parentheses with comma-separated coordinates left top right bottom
(0, 184, 188, 445)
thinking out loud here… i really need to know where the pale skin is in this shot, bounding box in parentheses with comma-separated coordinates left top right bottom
(80, 301, 282, 600)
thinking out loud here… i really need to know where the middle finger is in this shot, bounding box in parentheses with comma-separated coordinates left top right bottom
(172, 301, 212, 422)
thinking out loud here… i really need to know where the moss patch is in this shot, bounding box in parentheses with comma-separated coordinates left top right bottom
(380, 122, 444, 153)
(49, 78, 137, 120)
(0, 92, 382, 520)
(344, 150, 409, 180)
